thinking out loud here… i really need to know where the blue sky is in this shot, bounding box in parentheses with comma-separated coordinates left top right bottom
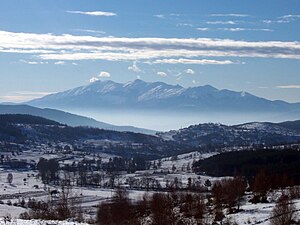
(0, 0, 300, 103)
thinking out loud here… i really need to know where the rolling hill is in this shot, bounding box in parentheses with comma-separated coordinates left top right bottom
(0, 104, 155, 134)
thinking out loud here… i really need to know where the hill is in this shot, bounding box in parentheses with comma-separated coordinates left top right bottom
(0, 104, 155, 134)
(0, 114, 184, 159)
(0, 114, 61, 126)
(1, 114, 300, 159)
(158, 121, 300, 148)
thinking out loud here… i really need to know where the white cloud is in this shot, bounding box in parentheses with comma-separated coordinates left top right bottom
(20, 60, 48, 65)
(218, 28, 273, 32)
(206, 21, 237, 25)
(197, 27, 272, 32)
(262, 20, 273, 24)
(0, 30, 300, 63)
(154, 14, 165, 19)
(128, 61, 142, 73)
(89, 77, 99, 83)
(278, 15, 300, 23)
(75, 29, 106, 34)
(22, 60, 38, 65)
(276, 85, 300, 89)
(279, 15, 300, 19)
(151, 58, 234, 65)
(157, 71, 167, 77)
(262, 19, 289, 24)
(137, 75, 141, 79)
(177, 23, 194, 27)
(99, 71, 111, 77)
(196, 28, 210, 31)
(27, 61, 38, 65)
(262, 15, 300, 24)
(185, 69, 195, 74)
(210, 14, 249, 17)
(154, 13, 180, 19)
(0, 49, 55, 54)
(67, 11, 116, 17)
(54, 61, 65, 65)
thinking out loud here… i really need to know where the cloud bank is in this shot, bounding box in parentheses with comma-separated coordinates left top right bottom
(0, 30, 300, 65)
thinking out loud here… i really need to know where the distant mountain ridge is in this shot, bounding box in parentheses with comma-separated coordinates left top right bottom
(0, 114, 184, 159)
(27, 79, 300, 114)
(0, 104, 155, 134)
(158, 120, 300, 147)
(1, 114, 300, 159)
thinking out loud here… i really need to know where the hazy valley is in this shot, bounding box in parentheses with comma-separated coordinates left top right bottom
(27, 80, 300, 130)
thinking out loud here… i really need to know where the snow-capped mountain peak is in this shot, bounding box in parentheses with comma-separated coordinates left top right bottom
(26, 79, 300, 114)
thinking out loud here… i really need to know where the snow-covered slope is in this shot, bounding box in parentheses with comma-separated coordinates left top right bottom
(27, 79, 300, 113)
(158, 121, 300, 147)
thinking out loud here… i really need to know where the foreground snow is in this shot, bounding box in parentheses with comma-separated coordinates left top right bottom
(228, 197, 300, 225)
(0, 218, 89, 225)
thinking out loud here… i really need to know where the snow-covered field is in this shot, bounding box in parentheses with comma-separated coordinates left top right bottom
(0, 150, 299, 224)
(0, 170, 153, 219)
(0, 218, 89, 225)
(228, 196, 300, 224)
(0, 171, 46, 218)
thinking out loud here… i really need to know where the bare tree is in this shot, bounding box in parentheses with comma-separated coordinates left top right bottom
(151, 193, 175, 225)
(97, 188, 138, 225)
(212, 177, 246, 214)
(270, 193, 298, 225)
(56, 180, 72, 220)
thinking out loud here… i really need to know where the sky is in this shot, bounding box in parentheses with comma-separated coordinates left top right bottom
(0, 0, 300, 103)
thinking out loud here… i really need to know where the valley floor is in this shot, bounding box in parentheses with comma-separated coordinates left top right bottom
(0, 150, 299, 224)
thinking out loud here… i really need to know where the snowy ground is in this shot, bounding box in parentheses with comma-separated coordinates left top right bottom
(0, 218, 89, 225)
(153, 151, 218, 171)
(0, 150, 299, 224)
(0, 170, 46, 218)
(0, 150, 237, 220)
(0, 204, 26, 219)
(228, 197, 300, 224)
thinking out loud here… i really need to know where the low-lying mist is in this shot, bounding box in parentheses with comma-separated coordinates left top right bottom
(63, 109, 299, 131)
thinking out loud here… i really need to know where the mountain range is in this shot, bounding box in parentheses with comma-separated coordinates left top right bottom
(27, 79, 300, 114)
(0, 104, 155, 134)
